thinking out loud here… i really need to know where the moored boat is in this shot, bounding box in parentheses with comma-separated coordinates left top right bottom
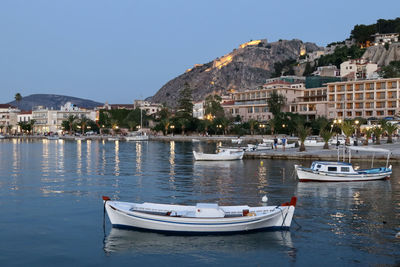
(300, 136, 325, 147)
(295, 146, 392, 182)
(102, 196, 297, 234)
(193, 148, 244, 161)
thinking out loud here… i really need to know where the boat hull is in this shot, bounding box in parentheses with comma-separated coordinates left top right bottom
(104, 201, 295, 234)
(125, 136, 149, 141)
(295, 165, 391, 182)
(193, 151, 244, 161)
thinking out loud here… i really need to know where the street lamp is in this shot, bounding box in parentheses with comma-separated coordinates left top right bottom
(170, 125, 175, 136)
(259, 123, 266, 137)
(354, 120, 360, 146)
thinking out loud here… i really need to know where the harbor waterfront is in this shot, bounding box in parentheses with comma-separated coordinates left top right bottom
(0, 138, 399, 265)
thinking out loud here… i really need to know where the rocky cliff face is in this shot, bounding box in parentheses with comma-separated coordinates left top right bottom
(362, 43, 400, 66)
(149, 39, 321, 106)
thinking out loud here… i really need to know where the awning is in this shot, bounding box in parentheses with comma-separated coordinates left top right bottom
(347, 146, 391, 154)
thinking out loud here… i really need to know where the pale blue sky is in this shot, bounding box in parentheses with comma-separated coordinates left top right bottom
(1, 0, 399, 104)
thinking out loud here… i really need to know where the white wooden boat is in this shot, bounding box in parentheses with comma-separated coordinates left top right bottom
(192, 138, 200, 142)
(75, 137, 85, 141)
(108, 137, 120, 141)
(231, 138, 243, 144)
(46, 135, 59, 140)
(300, 136, 325, 147)
(193, 149, 244, 161)
(103, 196, 297, 233)
(256, 143, 273, 150)
(295, 146, 392, 182)
(0, 135, 5, 139)
(125, 134, 149, 141)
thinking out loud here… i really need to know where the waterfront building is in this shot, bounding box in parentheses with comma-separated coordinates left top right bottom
(223, 81, 304, 122)
(0, 104, 20, 134)
(134, 100, 162, 116)
(340, 59, 378, 81)
(326, 78, 400, 119)
(292, 87, 328, 120)
(17, 111, 33, 133)
(32, 102, 96, 133)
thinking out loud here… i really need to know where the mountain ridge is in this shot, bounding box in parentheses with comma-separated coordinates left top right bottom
(7, 94, 104, 111)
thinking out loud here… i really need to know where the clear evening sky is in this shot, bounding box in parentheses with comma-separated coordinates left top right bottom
(1, 0, 399, 104)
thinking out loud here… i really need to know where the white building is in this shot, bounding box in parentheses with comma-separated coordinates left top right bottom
(32, 102, 96, 133)
(134, 100, 162, 116)
(193, 101, 205, 119)
(340, 59, 378, 81)
(312, 65, 340, 77)
(372, 33, 399, 46)
(0, 104, 20, 134)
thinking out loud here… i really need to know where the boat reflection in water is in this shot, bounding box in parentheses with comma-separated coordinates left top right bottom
(103, 228, 293, 255)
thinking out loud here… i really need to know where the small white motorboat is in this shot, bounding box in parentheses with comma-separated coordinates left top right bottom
(125, 132, 149, 141)
(300, 136, 325, 147)
(0, 135, 5, 139)
(75, 136, 85, 141)
(108, 137, 120, 141)
(295, 146, 392, 182)
(192, 138, 201, 142)
(103, 196, 297, 233)
(231, 138, 243, 144)
(193, 148, 244, 161)
(46, 135, 59, 140)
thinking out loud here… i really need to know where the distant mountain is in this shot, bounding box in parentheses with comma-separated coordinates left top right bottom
(149, 39, 321, 106)
(8, 94, 103, 111)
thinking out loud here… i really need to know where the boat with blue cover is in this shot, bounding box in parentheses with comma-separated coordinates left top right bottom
(295, 146, 392, 182)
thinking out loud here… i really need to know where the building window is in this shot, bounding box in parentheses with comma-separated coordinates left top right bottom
(247, 107, 253, 113)
(254, 107, 259, 113)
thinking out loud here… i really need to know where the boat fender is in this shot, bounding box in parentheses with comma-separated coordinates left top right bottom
(281, 196, 297, 207)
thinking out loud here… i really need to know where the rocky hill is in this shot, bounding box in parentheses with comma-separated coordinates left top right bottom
(362, 43, 400, 66)
(149, 39, 321, 106)
(8, 94, 103, 111)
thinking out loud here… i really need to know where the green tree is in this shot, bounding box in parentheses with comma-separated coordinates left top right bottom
(65, 115, 77, 134)
(384, 123, 398, 143)
(177, 82, 193, 120)
(248, 119, 258, 135)
(372, 125, 385, 144)
(267, 90, 286, 117)
(340, 121, 355, 145)
(320, 129, 334, 149)
(302, 62, 314, 76)
(379, 61, 400, 78)
(0, 125, 4, 134)
(15, 93, 22, 103)
(362, 128, 373, 146)
(79, 116, 90, 134)
(297, 124, 311, 152)
(205, 94, 224, 118)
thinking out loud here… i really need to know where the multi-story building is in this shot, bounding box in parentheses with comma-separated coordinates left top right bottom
(223, 81, 304, 121)
(327, 78, 400, 119)
(312, 65, 340, 77)
(0, 104, 20, 134)
(32, 102, 96, 133)
(291, 87, 328, 120)
(133, 100, 162, 116)
(340, 59, 378, 81)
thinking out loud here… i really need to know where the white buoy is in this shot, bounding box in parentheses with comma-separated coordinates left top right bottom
(396, 232, 400, 238)
(262, 195, 268, 203)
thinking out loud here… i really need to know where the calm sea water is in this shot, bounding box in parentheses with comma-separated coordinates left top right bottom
(0, 138, 399, 266)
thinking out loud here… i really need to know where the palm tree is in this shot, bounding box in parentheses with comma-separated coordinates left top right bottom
(297, 124, 311, 152)
(248, 119, 258, 135)
(15, 93, 22, 103)
(66, 115, 77, 134)
(362, 128, 373, 146)
(79, 116, 90, 135)
(0, 125, 4, 134)
(384, 123, 398, 143)
(110, 119, 119, 136)
(372, 126, 385, 144)
(268, 118, 276, 135)
(340, 121, 354, 145)
(320, 129, 333, 149)
(6, 125, 12, 135)
(127, 121, 137, 131)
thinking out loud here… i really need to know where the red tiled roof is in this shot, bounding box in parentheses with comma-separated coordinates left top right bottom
(19, 110, 32, 114)
(222, 100, 235, 105)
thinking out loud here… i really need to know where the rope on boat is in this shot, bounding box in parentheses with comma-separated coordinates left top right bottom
(292, 217, 302, 230)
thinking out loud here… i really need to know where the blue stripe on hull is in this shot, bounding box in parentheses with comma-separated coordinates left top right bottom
(112, 224, 290, 236)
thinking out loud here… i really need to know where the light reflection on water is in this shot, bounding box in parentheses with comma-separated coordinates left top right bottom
(0, 139, 399, 266)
